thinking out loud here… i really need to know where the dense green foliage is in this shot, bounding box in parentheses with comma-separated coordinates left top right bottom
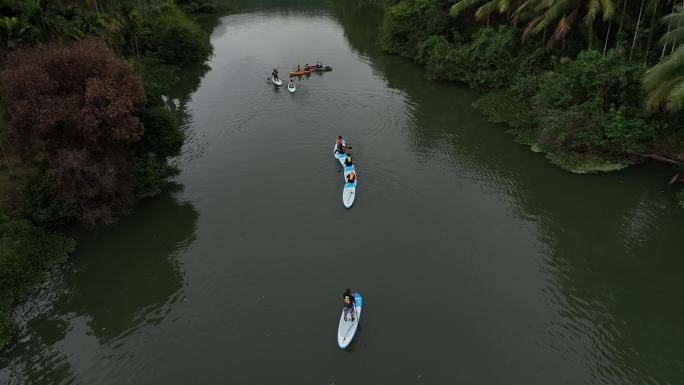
(381, 0, 450, 57)
(379, 0, 684, 198)
(144, 4, 212, 65)
(0, 0, 221, 347)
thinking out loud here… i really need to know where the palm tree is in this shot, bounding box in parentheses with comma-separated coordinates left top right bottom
(643, 3, 684, 112)
(630, 0, 646, 60)
(0, 16, 33, 49)
(519, 0, 615, 48)
(449, 0, 526, 26)
(20, 0, 69, 43)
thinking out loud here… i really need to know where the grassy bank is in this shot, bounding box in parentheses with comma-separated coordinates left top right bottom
(0, 0, 228, 347)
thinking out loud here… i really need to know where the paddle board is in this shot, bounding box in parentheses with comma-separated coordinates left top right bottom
(343, 166, 356, 208)
(333, 140, 347, 166)
(337, 291, 362, 349)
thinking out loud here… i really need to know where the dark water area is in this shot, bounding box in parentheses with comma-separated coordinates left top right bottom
(2, 1, 683, 384)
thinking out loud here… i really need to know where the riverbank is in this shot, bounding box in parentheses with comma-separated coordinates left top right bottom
(374, 0, 684, 207)
(0, 0, 229, 347)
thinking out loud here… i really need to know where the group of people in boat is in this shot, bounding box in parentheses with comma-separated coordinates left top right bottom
(270, 62, 330, 90)
(335, 135, 356, 184)
(296, 61, 325, 73)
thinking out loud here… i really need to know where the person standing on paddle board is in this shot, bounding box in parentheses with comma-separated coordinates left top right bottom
(271, 68, 279, 80)
(343, 289, 356, 321)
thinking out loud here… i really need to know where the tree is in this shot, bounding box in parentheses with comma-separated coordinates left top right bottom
(449, 0, 616, 49)
(643, 3, 684, 112)
(0, 39, 146, 225)
(0, 16, 33, 50)
(517, 0, 615, 48)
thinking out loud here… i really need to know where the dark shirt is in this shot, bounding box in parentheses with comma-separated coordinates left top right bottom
(343, 292, 355, 307)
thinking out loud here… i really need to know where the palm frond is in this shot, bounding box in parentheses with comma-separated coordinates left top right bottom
(644, 75, 684, 111)
(475, 0, 503, 20)
(644, 44, 684, 90)
(522, 14, 544, 41)
(532, 0, 578, 35)
(659, 27, 684, 45)
(498, 0, 512, 13)
(599, 0, 615, 21)
(661, 7, 684, 28)
(586, 0, 601, 23)
(665, 79, 684, 112)
(450, 0, 488, 16)
(548, 8, 578, 48)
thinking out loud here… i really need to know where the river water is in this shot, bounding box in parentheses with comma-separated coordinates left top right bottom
(2, 1, 683, 384)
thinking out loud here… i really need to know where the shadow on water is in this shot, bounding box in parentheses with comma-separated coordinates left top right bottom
(334, 1, 684, 384)
(0, 187, 199, 385)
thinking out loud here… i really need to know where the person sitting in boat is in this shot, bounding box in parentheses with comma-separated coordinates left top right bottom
(344, 154, 353, 167)
(343, 288, 356, 322)
(346, 171, 356, 184)
(288, 79, 295, 88)
(271, 68, 279, 80)
(316, 61, 322, 68)
(305, 63, 310, 70)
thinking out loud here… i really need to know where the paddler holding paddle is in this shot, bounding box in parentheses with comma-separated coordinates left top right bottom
(343, 288, 356, 322)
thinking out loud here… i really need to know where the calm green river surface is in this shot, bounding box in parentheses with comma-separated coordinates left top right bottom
(2, 1, 684, 384)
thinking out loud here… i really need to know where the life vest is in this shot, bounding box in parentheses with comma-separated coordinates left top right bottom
(345, 155, 352, 163)
(344, 295, 351, 304)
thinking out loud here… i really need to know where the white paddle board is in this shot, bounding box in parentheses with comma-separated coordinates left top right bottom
(333, 140, 347, 166)
(343, 166, 357, 208)
(337, 292, 362, 349)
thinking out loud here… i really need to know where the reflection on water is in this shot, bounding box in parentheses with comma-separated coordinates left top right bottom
(0, 188, 198, 385)
(334, 1, 684, 384)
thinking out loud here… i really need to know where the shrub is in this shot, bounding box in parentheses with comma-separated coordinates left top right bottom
(456, 26, 519, 88)
(381, 0, 450, 57)
(415, 35, 465, 81)
(138, 106, 184, 161)
(144, 3, 212, 66)
(18, 170, 78, 227)
(532, 51, 661, 159)
(175, 0, 217, 14)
